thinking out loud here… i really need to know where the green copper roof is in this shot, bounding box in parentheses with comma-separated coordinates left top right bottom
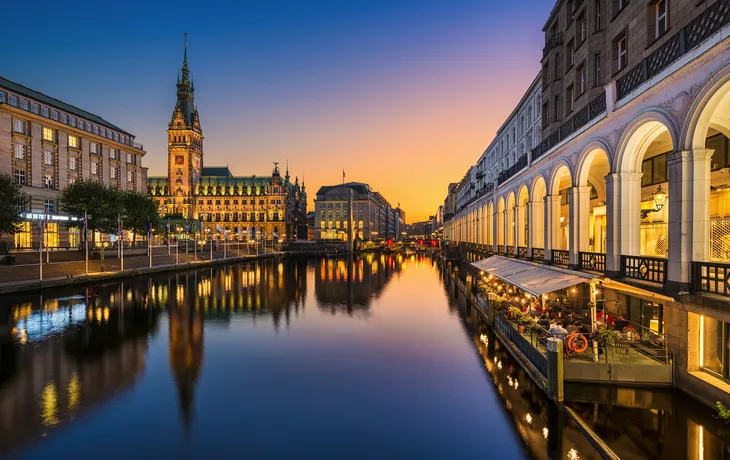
(201, 166, 232, 177)
(0, 76, 132, 136)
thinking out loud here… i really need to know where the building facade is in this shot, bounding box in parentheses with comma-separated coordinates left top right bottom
(443, 0, 730, 407)
(314, 182, 398, 240)
(147, 41, 308, 241)
(0, 77, 147, 250)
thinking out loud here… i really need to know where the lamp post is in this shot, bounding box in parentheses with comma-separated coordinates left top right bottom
(99, 241, 109, 272)
(640, 184, 667, 219)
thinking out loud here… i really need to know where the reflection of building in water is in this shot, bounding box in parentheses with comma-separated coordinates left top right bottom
(168, 273, 204, 432)
(315, 253, 402, 315)
(0, 284, 157, 457)
(189, 259, 307, 330)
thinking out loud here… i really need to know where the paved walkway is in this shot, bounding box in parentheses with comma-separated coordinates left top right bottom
(0, 246, 276, 291)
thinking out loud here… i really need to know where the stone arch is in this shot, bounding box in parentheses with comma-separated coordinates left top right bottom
(615, 108, 679, 174)
(679, 65, 730, 263)
(487, 200, 495, 246)
(506, 191, 516, 247)
(548, 160, 573, 196)
(517, 184, 530, 247)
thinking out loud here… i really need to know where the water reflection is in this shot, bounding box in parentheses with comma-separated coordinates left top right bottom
(0, 283, 157, 456)
(0, 255, 413, 457)
(315, 253, 403, 316)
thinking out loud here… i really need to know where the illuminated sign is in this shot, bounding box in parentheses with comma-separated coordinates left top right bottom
(21, 212, 80, 222)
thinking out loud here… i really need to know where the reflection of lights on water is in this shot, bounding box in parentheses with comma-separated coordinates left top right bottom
(567, 448, 580, 460)
(493, 357, 498, 364)
(543, 427, 549, 440)
(68, 373, 80, 411)
(479, 334, 488, 345)
(41, 382, 59, 427)
(525, 413, 533, 424)
(514, 379, 519, 390)
(505, 400, 512, 410)
(699, 426, 704, 460)
(497, 361, 503, 370)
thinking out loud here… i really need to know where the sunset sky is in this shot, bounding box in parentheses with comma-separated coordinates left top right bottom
(2, 0, 552, 222)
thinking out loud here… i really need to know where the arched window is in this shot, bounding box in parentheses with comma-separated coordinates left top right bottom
(521, 116, 525, 132)
(528, 106, 532, 124)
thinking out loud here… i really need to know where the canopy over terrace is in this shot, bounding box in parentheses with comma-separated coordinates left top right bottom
(471, 256, 597, 297)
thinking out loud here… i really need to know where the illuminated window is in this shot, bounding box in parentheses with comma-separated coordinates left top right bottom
(68, 135, 78, 149)
(43, 151, 54, 166)
(43, 174, 55, 189)
(91, 161, 98, 175)
(90, 142, 99, 154)
(43, 126, 56, 142)
(69, 157, 77, 171)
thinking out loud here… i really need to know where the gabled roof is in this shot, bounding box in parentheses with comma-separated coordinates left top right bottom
(0, 76, 132, 136)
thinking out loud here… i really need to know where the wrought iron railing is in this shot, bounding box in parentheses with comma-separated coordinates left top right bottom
(497, 154, 529, 186)
(580, 251, 606, 273)
(617, 0, 730, 99)
(543, 32, 563, 57)
(621, 255, 667, 284)
(517, 246, 528, 259)
(552, 249, 570, 267)
(532, 93, 606, 161)
(693, 261, 730, 297)
(507, 246, 515, 257)
(532, 248, 545, 262)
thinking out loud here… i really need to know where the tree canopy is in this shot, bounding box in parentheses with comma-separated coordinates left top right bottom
(121, 191, 160, 237)
(0, 172, 26, 237)
(58, 180, 121, 234)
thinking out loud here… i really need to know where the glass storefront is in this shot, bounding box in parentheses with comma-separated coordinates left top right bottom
(701, 315, 728, 378)
(14, 222, 32, 249)
(44, 223, 59, 248)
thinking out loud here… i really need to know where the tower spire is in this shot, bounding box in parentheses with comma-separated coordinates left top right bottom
(181, 32, 190, 83)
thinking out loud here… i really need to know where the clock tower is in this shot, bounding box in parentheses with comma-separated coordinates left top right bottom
(167, 33, 203, 218)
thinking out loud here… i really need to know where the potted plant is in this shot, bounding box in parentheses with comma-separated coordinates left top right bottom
(596, 327, 621, 348)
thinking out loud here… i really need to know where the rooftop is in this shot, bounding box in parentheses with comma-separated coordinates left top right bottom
(0, 76, 132, 136)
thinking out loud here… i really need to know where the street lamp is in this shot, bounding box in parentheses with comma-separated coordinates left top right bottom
(641, 184, 667, 218)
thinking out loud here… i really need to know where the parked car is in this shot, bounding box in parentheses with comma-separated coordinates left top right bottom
(0, 254, 15, 265)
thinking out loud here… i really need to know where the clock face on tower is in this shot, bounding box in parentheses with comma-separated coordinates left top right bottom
(175, 155, 184, 165)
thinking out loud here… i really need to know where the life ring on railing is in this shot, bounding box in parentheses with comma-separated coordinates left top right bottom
(566, 333, 588, 353)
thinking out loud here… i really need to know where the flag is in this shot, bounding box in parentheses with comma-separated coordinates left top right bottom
(342, 169, 345, 183)
(216, 224, 223, 233)
(145, 218, 151, 234)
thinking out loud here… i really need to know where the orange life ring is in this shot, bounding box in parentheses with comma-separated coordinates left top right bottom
(566, 333, 588, 353)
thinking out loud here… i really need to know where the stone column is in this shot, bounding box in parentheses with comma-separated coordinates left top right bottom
(545, 195, 561, 262)
(503, 208, 509, 254)
(525, 202, 534, 256)
(512, 206, 519, 253)
(666, 149, 712, 290)
(605, 173, 621, 275)
(568, 186, 591, 268)
(492, 209, 499, 253)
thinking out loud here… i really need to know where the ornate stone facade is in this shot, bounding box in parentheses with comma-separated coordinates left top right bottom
(147, 39, 307, 241)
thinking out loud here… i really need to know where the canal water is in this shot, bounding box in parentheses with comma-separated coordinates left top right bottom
(0, 254, 726, 459)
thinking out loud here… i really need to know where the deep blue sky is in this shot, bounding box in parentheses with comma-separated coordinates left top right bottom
(2, 0, 552, 220)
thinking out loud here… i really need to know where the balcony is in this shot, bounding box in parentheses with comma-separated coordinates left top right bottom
(497, 154, 528, 186)
(543, 32, 563, 57)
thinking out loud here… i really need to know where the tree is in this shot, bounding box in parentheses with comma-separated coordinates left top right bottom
(58, 180, 121, 242)
(121, 191, 159, 242)
(0, 172, 26, 245)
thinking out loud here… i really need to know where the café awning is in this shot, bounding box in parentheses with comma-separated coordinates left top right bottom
(471, 256, 596, 297)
